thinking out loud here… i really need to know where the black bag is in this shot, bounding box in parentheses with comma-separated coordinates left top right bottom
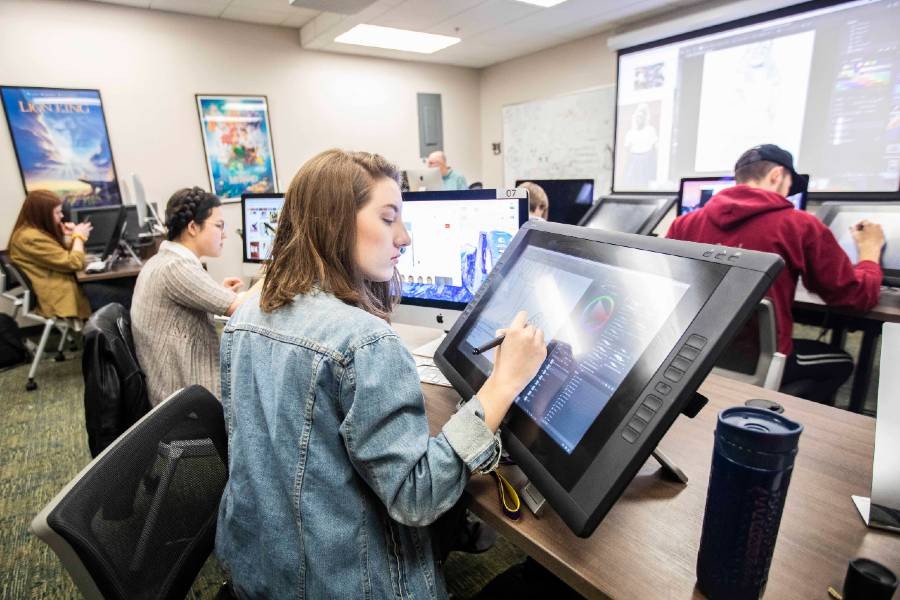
(0, 313, 28, 368)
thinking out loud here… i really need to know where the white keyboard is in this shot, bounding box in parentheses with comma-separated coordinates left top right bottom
(85, 260, 108, 273)
(414, 355, 452, 387)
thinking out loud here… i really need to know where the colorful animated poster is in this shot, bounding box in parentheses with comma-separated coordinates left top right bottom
(1, 86, 121, 209)
(196, 95, 278, 201)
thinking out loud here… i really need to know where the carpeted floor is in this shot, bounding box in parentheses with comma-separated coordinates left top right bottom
(0, 341, 525, 599)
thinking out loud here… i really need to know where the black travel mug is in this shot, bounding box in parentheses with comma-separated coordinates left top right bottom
(843, 557, 897, 600)
(696, 407, 803, 599)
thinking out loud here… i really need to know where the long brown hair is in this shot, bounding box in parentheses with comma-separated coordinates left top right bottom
(12, 190, 65, 247)
(261, 149, 402, 320)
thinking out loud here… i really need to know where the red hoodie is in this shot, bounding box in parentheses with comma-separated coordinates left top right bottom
(667, 185, 882, 356)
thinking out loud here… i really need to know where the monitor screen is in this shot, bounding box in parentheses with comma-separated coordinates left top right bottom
(434, 221, 783, 536)
(399, 189, 528, 310)
(241, 193, 284, 263)
(73, 205, 139, 252)
(677, 176, 807, 216)
(818, 202, 900, 285)
(613, 0, 900, 193)
(514, 179, 594, 225)
(578, 195, 675, 235)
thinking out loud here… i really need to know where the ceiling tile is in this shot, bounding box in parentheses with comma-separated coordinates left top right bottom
(370, 0, 483, 32)
(280, 7, 320, 27)
(227, 0, 298, 11)
(89, 0, 153, 7)
(149, 0, 230, 18)
(220, 6, 287, 25)
(429, 0, 541, 38)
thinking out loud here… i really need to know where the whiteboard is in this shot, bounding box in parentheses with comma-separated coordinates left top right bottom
(502, 86, 615, 198)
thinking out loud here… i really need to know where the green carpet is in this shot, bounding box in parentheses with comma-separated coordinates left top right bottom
(0, 345, 524, 599)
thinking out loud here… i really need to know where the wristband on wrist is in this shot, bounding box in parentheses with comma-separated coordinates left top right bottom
(71, 232, 87, 242)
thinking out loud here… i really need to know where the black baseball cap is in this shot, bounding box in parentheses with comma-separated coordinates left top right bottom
(734, 144, 798, 180)
(735, 144, 807, 196)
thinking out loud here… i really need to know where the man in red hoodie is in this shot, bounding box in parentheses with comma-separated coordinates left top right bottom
(667, 144, 884, 403)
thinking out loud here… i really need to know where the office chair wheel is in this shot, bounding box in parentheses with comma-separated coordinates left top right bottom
(26, 378, 37, 391)
(54, 352, 66, 362)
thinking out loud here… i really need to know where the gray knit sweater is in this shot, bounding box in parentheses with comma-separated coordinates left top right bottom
(131, 241, 236, 406)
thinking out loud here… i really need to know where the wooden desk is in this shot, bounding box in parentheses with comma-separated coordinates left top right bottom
(76, 258, 143, 283)
(793, 286, 900, 412)
(397, 326, 900, 599)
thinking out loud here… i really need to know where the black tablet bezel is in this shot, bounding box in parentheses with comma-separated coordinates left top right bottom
(514, 178, 595, 225)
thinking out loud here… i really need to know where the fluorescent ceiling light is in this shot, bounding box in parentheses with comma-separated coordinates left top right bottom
(512, 0, 568, 6)
(335, 24, 460, 54)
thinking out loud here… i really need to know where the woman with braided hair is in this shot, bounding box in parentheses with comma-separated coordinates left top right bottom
(131, 186, 255, 406)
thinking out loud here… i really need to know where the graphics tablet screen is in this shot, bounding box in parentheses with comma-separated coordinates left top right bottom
(582, 201, 659, 233)
(462, 245, 689, 453)
(398, 198, 521, 304)
(827, 209, 900, 271)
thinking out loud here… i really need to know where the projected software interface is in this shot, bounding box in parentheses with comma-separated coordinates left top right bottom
(678, 177, 806, 215)
(615, 0, 900, 192)
(398, 199, 520, 304)
(462, 246, 689, 453)
(243, 195, 284, 262)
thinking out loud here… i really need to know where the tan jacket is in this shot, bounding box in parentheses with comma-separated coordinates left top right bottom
(8, 226, 91, 319)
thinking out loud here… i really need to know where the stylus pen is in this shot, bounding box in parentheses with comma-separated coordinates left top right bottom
(472, 334, 505, 355)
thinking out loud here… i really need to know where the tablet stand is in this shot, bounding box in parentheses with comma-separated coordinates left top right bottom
(105, 238, 143, 268)
(519, 392, 709, 518)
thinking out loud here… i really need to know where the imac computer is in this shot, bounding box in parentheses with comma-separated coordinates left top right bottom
(678, 175, 808, 216)
(72, 205, 140, 253)
(392, 189, 529, 337)
(817, 202, 900, 286)
(578, 195, 676, 235)
(402, 167, 443, 191)
(434, 220, 783, 537)
(514, 179, 595, 225)
(241, 193, 285, 263)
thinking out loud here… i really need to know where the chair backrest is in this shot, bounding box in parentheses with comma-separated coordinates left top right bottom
(31, 385, 228, 600)
(0, 251, 36, 313)
(82, 303, 151, 457)
(712, 298, 784, 389)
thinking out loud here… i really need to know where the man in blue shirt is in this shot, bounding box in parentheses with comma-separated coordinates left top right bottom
(427, 150, 468, 190)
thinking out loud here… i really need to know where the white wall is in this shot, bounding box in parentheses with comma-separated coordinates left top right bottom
(0, 0, 481, 282)
(479, 33, 617, 189)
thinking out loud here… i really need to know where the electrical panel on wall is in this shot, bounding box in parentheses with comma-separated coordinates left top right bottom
(418, 93, 443, 159)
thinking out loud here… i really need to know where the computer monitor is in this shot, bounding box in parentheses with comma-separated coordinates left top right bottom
(72, 205, 139, 253)
(402, 167, 443, 192)
(578, 195, 676, 235)
(241, 193, 285, 263)
(514, 179, 594, 225)
(677, 175, 808, 216)
(434, 220, 783, 537)
(392, 189, 529, 331)
(817, 202, 900, 286)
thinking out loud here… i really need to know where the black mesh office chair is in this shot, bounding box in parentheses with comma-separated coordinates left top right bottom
(0, 251, 76, 390)
(30, 385, 228, 600)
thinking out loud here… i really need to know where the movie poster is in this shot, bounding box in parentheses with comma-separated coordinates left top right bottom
(196, 95, 278, 201)
(0, 86, 121, 209)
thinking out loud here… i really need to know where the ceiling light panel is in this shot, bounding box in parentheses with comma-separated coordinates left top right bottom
(335, 24, 460, 53)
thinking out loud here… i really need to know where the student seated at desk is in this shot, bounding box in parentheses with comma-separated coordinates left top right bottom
(667, 144, 884, 403)
(519, 181, 549, 220)
(131, 187, 252, 406)
(8, 190, 94, 323)
(216, 149, 546, 599)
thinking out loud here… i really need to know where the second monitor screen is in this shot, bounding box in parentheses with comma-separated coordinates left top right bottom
(399, 198, 521, 304)
(243, 195, 284, 262)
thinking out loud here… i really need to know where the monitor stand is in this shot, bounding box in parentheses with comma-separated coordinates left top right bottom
(106, 239, 143, 268)
(519, 392, 708, 518)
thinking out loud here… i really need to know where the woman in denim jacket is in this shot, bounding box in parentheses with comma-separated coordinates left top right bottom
(216, 149, 546, 599)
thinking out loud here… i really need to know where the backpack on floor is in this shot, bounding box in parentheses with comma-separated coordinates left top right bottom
(0, 314, 28, 368)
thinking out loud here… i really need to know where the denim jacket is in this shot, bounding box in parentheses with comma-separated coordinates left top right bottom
(216, 289, 500, 599)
